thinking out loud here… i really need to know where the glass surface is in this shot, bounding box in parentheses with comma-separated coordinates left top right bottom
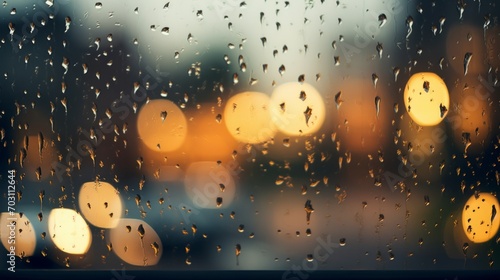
(0, 1, 499, 279)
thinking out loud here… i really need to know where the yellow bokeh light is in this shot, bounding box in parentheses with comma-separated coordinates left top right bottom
(270, 82, 326, 136)
(224, 91, 276, 144)
(78, 181, 122, 228)
(137, 99, 188, 152)
(0, 213, 36, 258)
(48, 208, 92, 255)
(184, 161, 236, 209)
(404, 72, 450, 126)
(462, 192, 499, 243)
(109, 218, 162, 266)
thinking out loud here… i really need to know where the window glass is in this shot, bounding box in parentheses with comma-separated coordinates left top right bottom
(0, 1, 499, 279)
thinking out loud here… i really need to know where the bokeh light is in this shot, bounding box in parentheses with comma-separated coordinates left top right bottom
(109, 218, 162, 266)
(462, 193, 499, 243)
(270, 82, 326, 136)
(47, 208, 92, 255)
(224, 91, 276, 144)
(0, 212, 36, 258)
(404, 72, 450, 126)
(78, 181, 122, 228)
(137, 99, 188, 152)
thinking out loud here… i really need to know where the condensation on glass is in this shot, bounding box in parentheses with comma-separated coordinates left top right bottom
(0, 0, 499, 274)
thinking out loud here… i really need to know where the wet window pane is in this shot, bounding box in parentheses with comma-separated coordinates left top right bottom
(0, 0, 499, 279)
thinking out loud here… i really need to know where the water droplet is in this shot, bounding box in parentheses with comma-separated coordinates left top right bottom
(379, 214, 384, 222)
(161, 27, 170, 35)
(372, 73, 378, 88)
(457, 2, 465, 19)
(376, 42, 383, 58)
(464, 52, 472, 76)
(160, 111, 167, 123)
(431, 25, 438, 36)
(64, 16, 71, 33)
(439, 103, 448, 118)
(304, 200, 314, 224)
(232, 243, 241, 257)
(461, 132, 472, 153)
(437, 17, 446, 34)
(279, 65, 286, 76)
(389, 68, 399, 84)
(214, 113, 222, 123)
(137, 224, 145, 238)
(378, 14, 387, 28)
(299, 91, 307, 101)
(304, 106, 312, 126)
(339, 238, 346, 246)
(61, 57, 69, 75)
(334, 56, 340, 66)
(406, 16, 414, 38)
